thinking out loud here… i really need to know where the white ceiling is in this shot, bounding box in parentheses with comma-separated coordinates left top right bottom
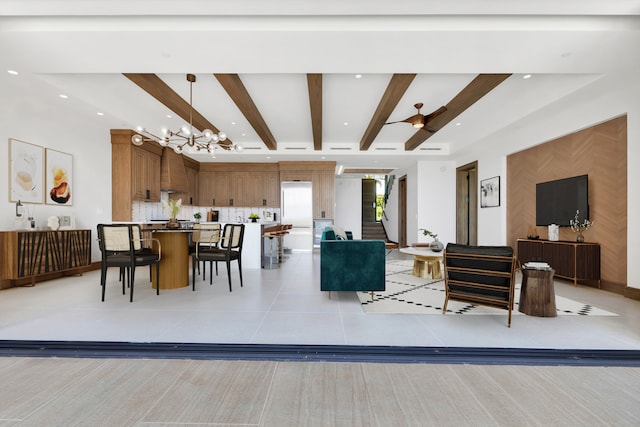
(1, 0, 639, 173)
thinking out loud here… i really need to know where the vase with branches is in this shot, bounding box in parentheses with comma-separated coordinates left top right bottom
(420, 228, 444, 252)
(569, 210, 594, 243)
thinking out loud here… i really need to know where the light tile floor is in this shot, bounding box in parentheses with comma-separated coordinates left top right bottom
(0, 250, 639, 350)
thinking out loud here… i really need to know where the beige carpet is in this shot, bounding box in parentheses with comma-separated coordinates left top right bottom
(357, 260, 617, 316)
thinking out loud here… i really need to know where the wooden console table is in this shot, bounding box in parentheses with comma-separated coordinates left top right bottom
(0, 229, 92, 288)
(517, 239, 600, 287)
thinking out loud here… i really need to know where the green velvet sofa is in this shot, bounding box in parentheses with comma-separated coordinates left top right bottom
(320, 226, 386, 297)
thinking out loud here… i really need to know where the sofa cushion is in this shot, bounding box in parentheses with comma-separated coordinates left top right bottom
(331, 225, 348, 240)
(323, 225, 349, 241)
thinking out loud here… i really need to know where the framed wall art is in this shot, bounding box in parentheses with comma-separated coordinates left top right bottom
(480, 176, 500, 208)
(9, 138, 44, 203)
(45, 148, 73, 205)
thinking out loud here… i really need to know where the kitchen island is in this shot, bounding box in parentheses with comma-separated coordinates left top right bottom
(143, 222, 272, 290)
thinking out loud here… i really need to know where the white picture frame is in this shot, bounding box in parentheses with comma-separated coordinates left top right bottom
(9, 138, 44, 204)
(45, 148, 73, 205)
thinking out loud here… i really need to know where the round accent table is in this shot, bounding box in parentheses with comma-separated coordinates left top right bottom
(399, 247, 443, 280)
(518, 268, 557, 317)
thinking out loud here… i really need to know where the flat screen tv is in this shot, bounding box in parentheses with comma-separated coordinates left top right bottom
(536, 175, 589, 226)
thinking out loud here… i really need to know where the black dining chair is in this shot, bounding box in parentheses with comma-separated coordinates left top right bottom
(189, 223, 222, 290)
(97, 224, 161, 302)
(191, 223, 244, 292)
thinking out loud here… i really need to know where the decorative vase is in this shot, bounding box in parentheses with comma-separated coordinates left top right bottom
(430, 239, 444, 252)
(251, 218, 257, 223)
(167, 218, 180, 229)
(576, 232, 584, 243)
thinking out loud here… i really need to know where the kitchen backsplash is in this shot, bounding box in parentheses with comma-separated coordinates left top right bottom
(131, 197, 280, 223)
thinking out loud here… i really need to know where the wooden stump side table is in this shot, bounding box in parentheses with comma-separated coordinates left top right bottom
(518, 268, 557, 317)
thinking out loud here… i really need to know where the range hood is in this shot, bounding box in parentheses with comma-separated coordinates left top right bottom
(160, 148, 188, 193)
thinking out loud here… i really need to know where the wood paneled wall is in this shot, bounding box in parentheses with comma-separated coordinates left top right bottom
(507, 115, 627, 286)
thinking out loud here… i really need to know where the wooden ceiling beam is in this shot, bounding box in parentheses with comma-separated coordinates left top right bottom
(404, 73, 512, 151)
(123, 73, 232, 147)
(214, 73, 278, 151)
(359, 73, 417, 151)
(307, 73, 323, 151)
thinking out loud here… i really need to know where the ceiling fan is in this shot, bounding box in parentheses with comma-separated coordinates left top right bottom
(385, 103, 447, 132)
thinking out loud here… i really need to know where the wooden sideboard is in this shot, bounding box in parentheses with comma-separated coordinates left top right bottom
(516, 239, 600, 287)
(0, 229, 92, 289)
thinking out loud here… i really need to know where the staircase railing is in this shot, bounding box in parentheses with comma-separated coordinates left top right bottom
(381, 174, 395, 221)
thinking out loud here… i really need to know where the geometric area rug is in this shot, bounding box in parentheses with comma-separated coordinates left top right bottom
(357, 260, 617, 316)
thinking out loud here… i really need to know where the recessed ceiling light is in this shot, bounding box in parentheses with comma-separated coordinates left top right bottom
(241, 133, 246, 136)
(96, 112, 104, 116)
(343, 122, 349, 126)
(355, 74, 362, 79)
(59, 94, 68, 99)
(231, 122, 236, 125)
(166, 114, 172, 119)
(455, 122, 462, 126)
(7, 70, 18, 75)
(523, 74, 532, 79)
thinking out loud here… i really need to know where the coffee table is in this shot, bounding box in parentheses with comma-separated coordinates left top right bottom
(399, 247, 444, 280)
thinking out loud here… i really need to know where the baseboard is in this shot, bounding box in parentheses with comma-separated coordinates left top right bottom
(625, 286, 640, 301)
(0, 341, 639, 367)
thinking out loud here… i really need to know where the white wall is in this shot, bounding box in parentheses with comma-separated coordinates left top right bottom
(334, 177, 362, 239)
(380, 161, 456, 248)
(415, 160, 457, 247)
(1, 74, 115, 262)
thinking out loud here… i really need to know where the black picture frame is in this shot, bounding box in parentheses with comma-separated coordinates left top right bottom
(480, 176, 500, 208)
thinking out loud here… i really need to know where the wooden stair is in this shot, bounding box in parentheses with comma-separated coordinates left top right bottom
(361, 221, 396, 244)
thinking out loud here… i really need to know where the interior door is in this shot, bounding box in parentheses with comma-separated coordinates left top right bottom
(361, 178, 377, 222)
(456, 162, 478, 245)
(398, 176, 407, 248)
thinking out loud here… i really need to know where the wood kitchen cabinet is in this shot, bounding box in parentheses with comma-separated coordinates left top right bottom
(229, 172, 248, 206)
(199, 163, 281, 208)
(132, 146, 161, 202)
(312, 170, 335, 219)
(199, 171, 230, 207)
(264, 171, 280, 207)
(247, 171, 280, 208)
(184, 165, 199, 205)
(111, 129, 164, 221)
(278, 161, 336, 219)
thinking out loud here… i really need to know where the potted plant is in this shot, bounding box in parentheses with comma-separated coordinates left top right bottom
(419, 228, 444, 252)
(193, 212, 202, 223)
(249, 213, 260, 223)
(162, 198, 181, 228)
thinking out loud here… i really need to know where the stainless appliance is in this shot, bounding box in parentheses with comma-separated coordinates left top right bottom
(281, 181, 313, 251)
